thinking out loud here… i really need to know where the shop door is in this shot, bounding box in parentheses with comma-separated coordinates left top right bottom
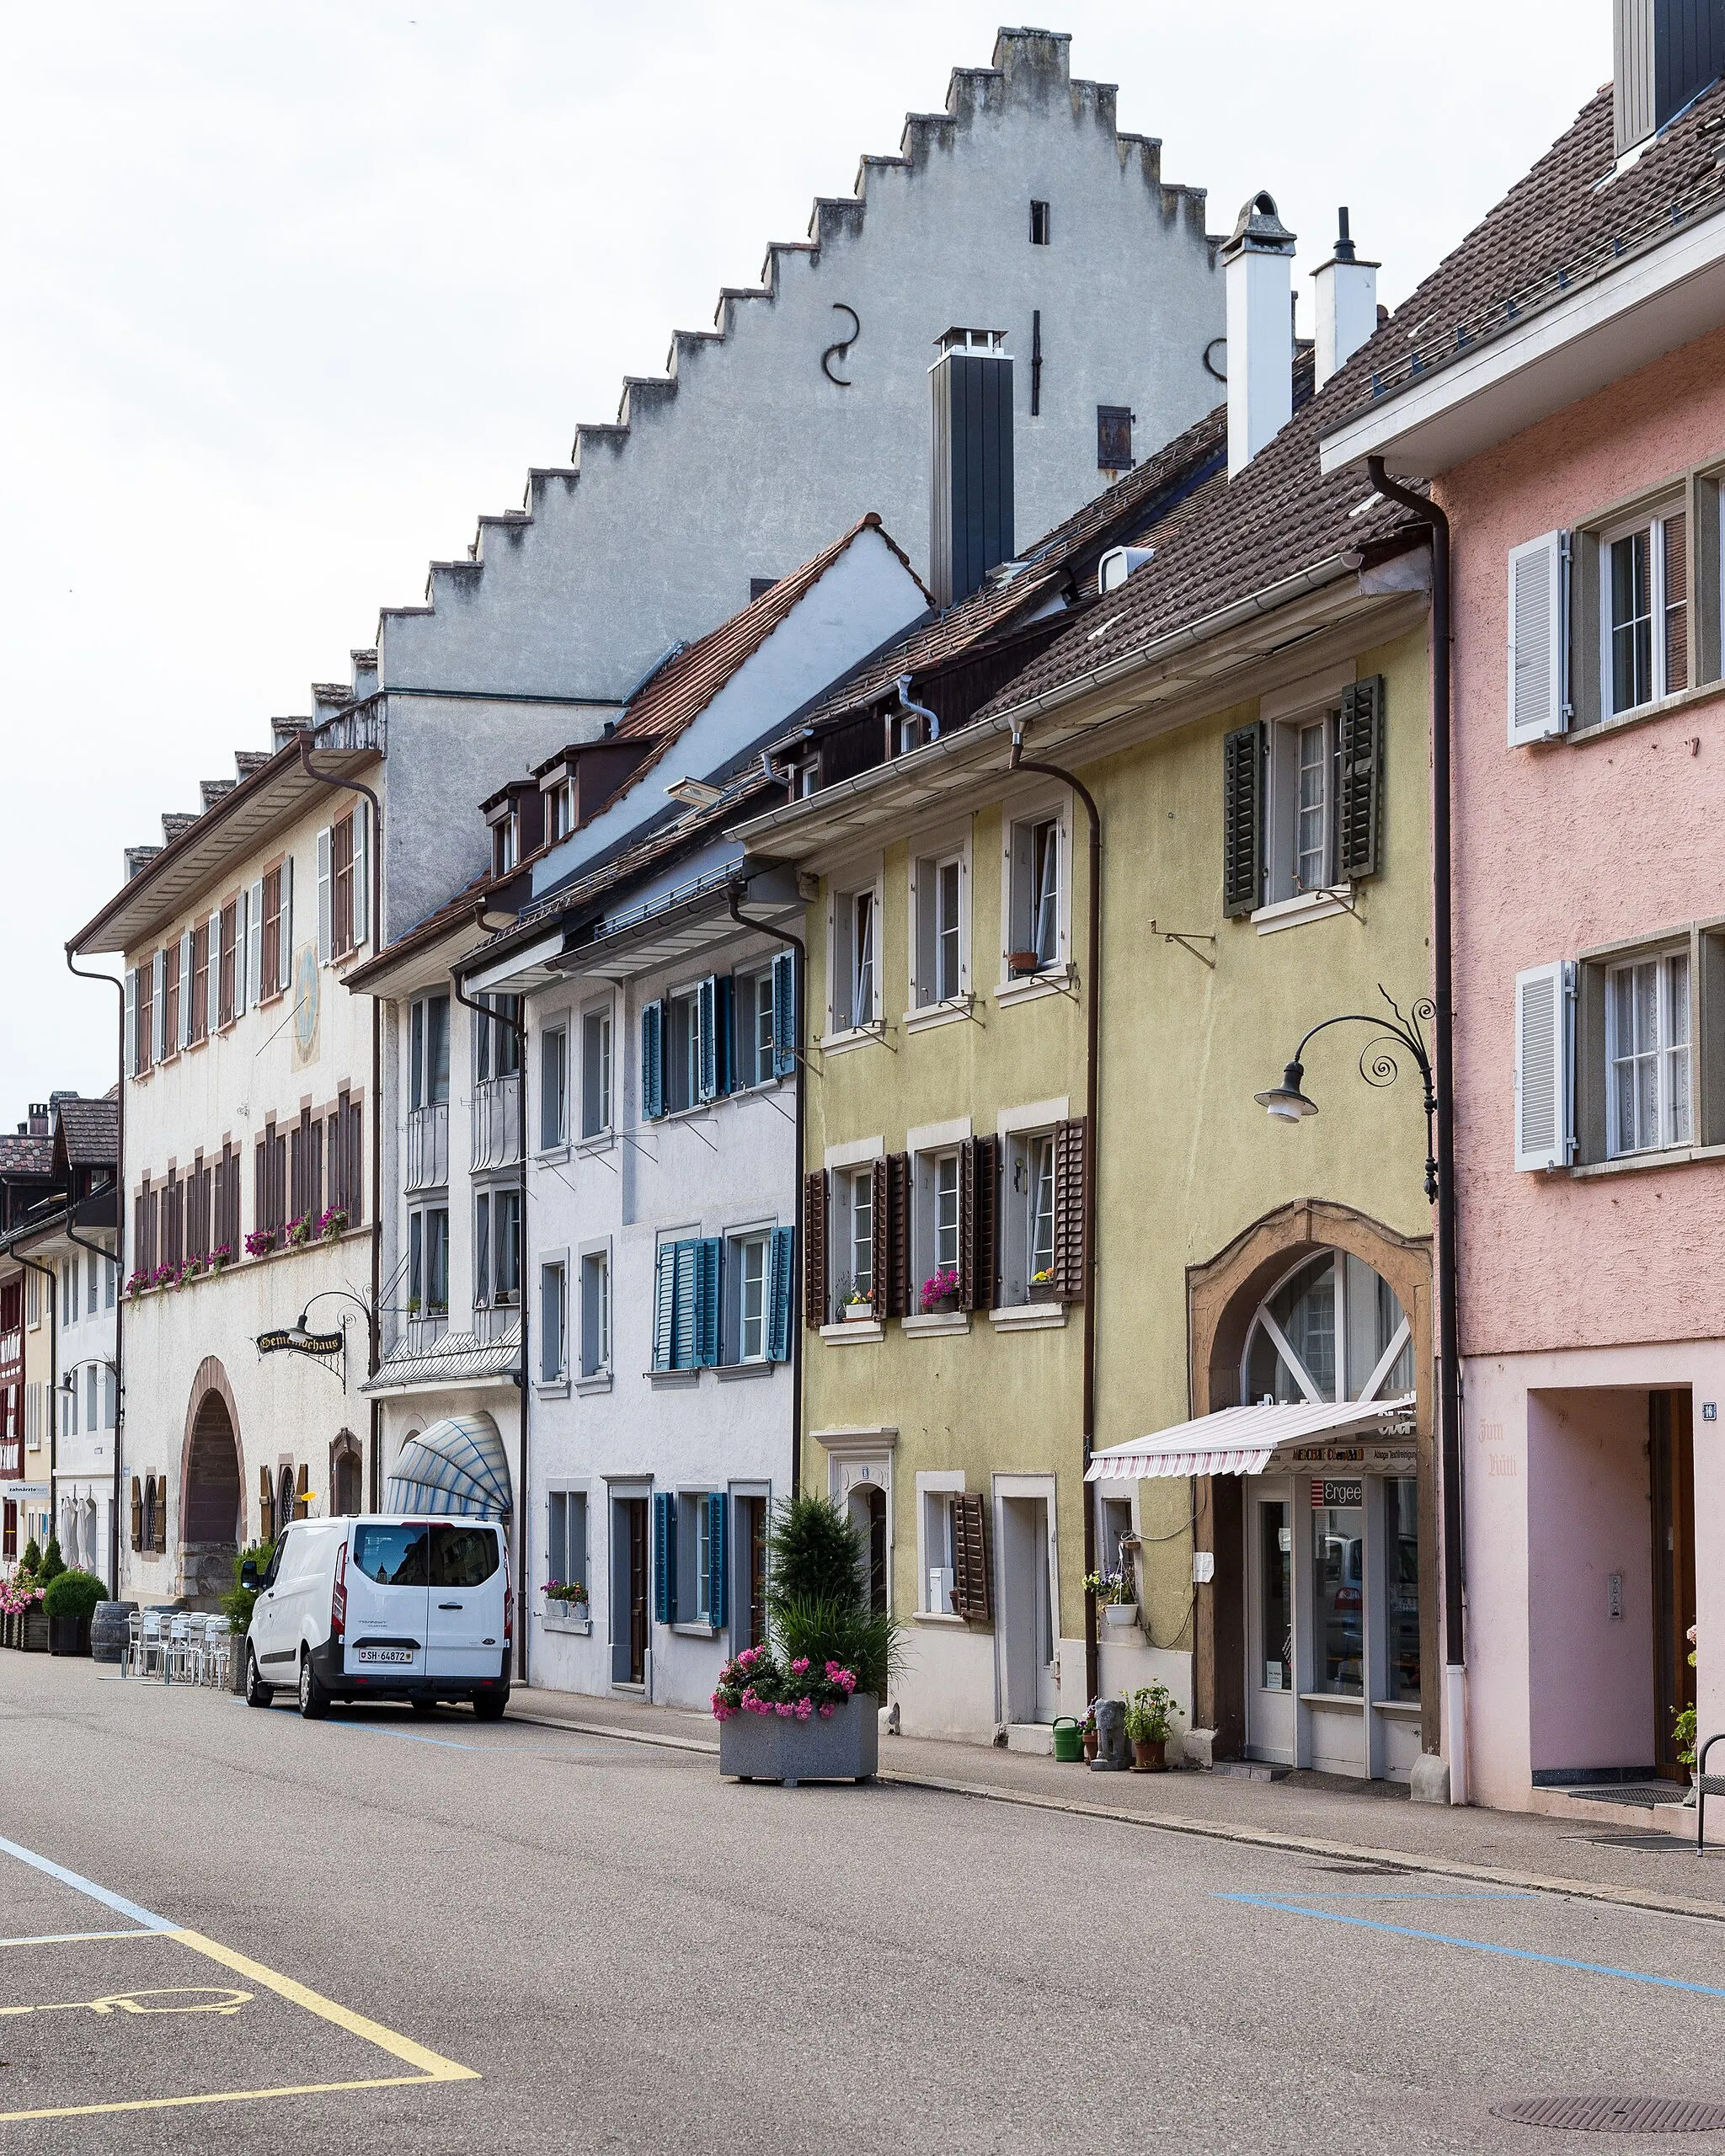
(1246, 1480, 1296, 1764)
(1651, 1392, 1696, 1780)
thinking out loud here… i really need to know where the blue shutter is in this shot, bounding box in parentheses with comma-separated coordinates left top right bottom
(671, 1241, 699, 1370)
(766, 1225, 795, 1363)
(714, 974, 734, 1096)
(697, 975, 718, 1102)
(707, 1492, 728, 1630)
(641, 999, 665, 1120)
(771, 949, 797, 1077)
(693, 1236, 722, 1367)
(652, 1243, 675, 1369)
(653, 1491, 676, 1624)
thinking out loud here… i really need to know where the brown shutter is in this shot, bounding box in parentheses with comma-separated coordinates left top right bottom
(951, 1492, 993, 1625)
(1053, 1117, 1089, 1301)
(152, 1476, 168, 1554)
(957, 1140, 975, 1307)
(803, 1168, 828, 1329)
(259, 1465, 275, 1543)
(1337, 675, 1385, 883)
(130, 1476, 142, 1552)
(961, 1136, 998, 1312)
(870, 1157, 889, 1317)
(884, 1152, 910, 1318)
(1222, 721, 1264, 917)
(295, 1462, 311, 1520)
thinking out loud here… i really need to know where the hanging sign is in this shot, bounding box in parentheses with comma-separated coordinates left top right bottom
(256, 1328, 344, 1358)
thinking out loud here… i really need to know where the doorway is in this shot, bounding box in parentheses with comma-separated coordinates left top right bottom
(611, 1496, 649, 1686)
(183, 1390, 242, 1609)
(1246, 1483, 1296, 1764)
(734, 1495, 769, 1652)
(1000, 1494, 1056, 1726)
(1651, 1391, 1696, 1780)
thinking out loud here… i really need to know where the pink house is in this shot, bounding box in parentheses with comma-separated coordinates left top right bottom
(1324, 21, 1725, 1814)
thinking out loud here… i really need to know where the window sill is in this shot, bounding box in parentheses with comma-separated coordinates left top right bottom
(820, 1320, 884, 1345)
(901, 1310, 970, 1338)
(575, 1132, 616, 1155)
(995, 965, 1075, 1007)
(1566, 674, 1725, 746)
(989, 1301, 1069, 1331)
(1300, 1691, 1365, 1710)
(533, 1379, 571, 1400)
(819, 1023, 887, 1058)
(1569, 1139, 1725, 1178)
(574, 1371, 613, 1395)
(1251, 886, 1354, 935)
(903, 996, 975, 1036)
(670, 1621, 719, 1638)
(647, 1369, 701, 1388)
(536, 1143, 572, 1167)
(912, 1609, 967, 1626)
(716, 1360, 776, 1381)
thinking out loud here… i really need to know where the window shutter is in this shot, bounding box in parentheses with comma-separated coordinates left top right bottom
(316, 826, 333, 964)
(206, 912, 222, 1033)
(178, 930, 195, 1049)
(1053, 1117, 1088, 1300)
(870, 1157, 889, 1316)
(706, 1491, 728, 1629)
(714, 974, 734, 1096)
(963, 1136, 998, 1311)
(130, 1476, 142, 1551)
(295, 1462, 310, 1520)
(1514, 960, 1573, 1171)
(913, 858, 937, 1006)
(124, 969, 138, 1080)
(884, 1152, 910, 1319)
(641, 999, 665, 1120)
(771, 948, 797, 1077)
(1222, 722, 1264, 917)
(152, 1476, 168, 1553)
(693, 1237, 722, 1366)
(278, 855, 294, 989)
(247, 880, 264, 1008)
(958, 1140, 975, 1307)
(803, 1169, 828, 1328)
(672, 1241, 699, 1370)
(766, 1225, 795, 1362)
(150, 950, 166, 1065)
(653, 1491, 676, 1624)
(1507, 530, 1571, 744)
(352, 802, 370, 946)
(652, 1243, 675, 1369)
(1337, 676, 1385, 883)
(697, 974, 718, 1102)
(951, 1492, 992, 1625)
(260, 1466, 275, 1544)
(1009, 819, 1034, 952)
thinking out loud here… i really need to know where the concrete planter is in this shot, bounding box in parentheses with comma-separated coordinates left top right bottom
(541, 1599, 590, 1634)
(719, 1694, 879, 1786)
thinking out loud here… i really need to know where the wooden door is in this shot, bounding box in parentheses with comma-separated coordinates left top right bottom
(625, 1498, 649, 1685)
(744, 1497, 768, 1651)
(1651, 1391, 1696, 1779)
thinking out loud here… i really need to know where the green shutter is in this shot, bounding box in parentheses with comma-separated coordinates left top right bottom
(1221, 722, 1264, 918)
(693, 1237, 722, 1366)
(653, 1492, 676, 1624)
(652, 1244, 675, 1369)
(714, 974, 734, 1097)
(1338, 675, 1385, 882)
(641, 999, 665, 1119)
(697, 976, 718, 1102)
(671, 1241, 699, 1369)
(766, 1225, 795, 1362)
(707, 1492, 728, 1629)
(771, 948, 797, 1077)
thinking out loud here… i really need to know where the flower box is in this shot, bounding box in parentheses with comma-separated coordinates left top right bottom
(921, 1293, 959, 1315)
(541, 1598, 590, 1635)
(719, 1693, 879, 1786)
(1007, 949, 1043, 979)
(1028, 1281, 1060, 1304)
(4, 1608, 49, 1653)
(1102, 1601, 1140, 1630)
(841, 1302, 875, 1323)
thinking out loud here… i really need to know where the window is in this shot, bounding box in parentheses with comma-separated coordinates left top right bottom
(845, 1167, 874, 1310)
(64, 1368, 77, 1437)
(790, 753, 820, 799)
(652, 1236, 720, 1371)
(254, 1123, 287, 1249)
(1222, 680, 1384, 917)
(218, 901, 238, 1027)
(1097, 404, 1133, 471)
(409, 995, 451, 1107)
(1242, 1251, 1413, 1406)
(161, 937, 181, 1058)
(260, 864, 287, 1001)
(670, 1490, 726, 1628)
(409, 1205, 449, 1316)
(1603, 505, 1687, 717)
(665, 988, 700, 1113)
(731, 1233, 768, 1364)
(135, 955, 155, 1075)
(540, 1260, 568, 1382)
(86, 1364, 99, 1432)
(540, 1025, 568, 1150)
(494, 812, 518, 878)
(190, 921, 209, 1043)
(923, 1489, 956, 1614)
(547, 1489, 588, 1600)
(1007, 812, 1062, 971)
(1608, 948, 1691, 1155)
(475, 1187, 521, 1308)
(831, 884, 878, 1032)
(289, 1106, 323, 1230)
(913, 851, 964, 1007)
(1024, 1133, 1055, 1287)
(1029, 198, 1050, 245)
(214, 1144, 242, 1257)
(24, 1270, 38, 1328)
(1311, 1481, 1365, 1696)
(579, 1248, 611, 1377)
(325, 1091, 363, 1226)
(63, 1258, 77, 1326)
(1385, 1476, 1420, 1703)
(580, 1006, 611, 1137)
(734, 968, 776, 1087)
(474, 994, 521, 1083)
(547, 780, 574, 845)
(318, 806, 367, 962)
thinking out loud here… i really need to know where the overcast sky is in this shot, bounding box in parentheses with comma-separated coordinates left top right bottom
(0, 1, 1611, 1120)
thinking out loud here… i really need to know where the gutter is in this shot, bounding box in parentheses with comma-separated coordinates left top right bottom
(10, 1246, 57, 1552)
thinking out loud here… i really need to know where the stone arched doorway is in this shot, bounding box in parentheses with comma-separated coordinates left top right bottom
(182, 1364, 243, 1610)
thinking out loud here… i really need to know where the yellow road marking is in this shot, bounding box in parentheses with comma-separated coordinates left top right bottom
(0, 1986, 250, 2019)
(0, 2073, 455, 2122)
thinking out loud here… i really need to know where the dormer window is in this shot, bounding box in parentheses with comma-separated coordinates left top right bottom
(547, 780, 574, 845)
(791, 755, 820, 800)
(494, 814, 518, 878)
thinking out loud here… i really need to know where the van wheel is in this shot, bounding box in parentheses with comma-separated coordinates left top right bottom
(297, 1651, 330, 1720)
(243, 1648, 272, 1709)
(472, 1688, 509, 1721)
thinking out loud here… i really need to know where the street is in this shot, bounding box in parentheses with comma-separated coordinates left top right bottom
(0, 1657, 1722, 2152)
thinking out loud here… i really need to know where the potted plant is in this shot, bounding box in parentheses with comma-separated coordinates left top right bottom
(124, 1267, 152, 1298)
(920, 1267, 960, 1315)
(541, 1578, 590, 1632)
(1, 1579, 49, 1653)
(1081, 1704, 1099, 1762)
(836, 1277, 874, 1323)
(151, 1262, 176, 1290)
(1085, 1567, 1139, 1629)
(1007, 948, 1042, 979)
(1028, 1267, 1060, 1304)
(243, 1227, 275, 1259)
(317, 1206, 349, 1241)
(210, 1242, 233, 1274)
(44, 1569, 105, 1657)
(286, 1213, 312, 1249)
(1124, 1681, 1178, 1771)
(177, 1257, 205, 1287)
(715, 1493, 901, 1785)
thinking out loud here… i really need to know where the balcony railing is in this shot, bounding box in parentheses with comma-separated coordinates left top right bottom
(405, 1102, 448, 1192)
(473, 1300, 521, 1347)
(404, 1313, 447, 1355)
(471, 1075, 522, 1172)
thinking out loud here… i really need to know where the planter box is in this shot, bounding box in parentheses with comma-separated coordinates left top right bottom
(48, 1613, 92, 1657)
(541, 1599, 591, 1634)
(1028, 1283, 1060, 1304)
(1102, 1602, 1140, 1630)
(719, 1693, 879, 1786)
(921, 1294, 959, 1315)
(6, 1608, 50, 1653)
(841, 1305, 874, 1323)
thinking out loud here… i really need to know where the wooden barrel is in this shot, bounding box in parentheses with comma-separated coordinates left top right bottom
(90, 1601, 136, 1664)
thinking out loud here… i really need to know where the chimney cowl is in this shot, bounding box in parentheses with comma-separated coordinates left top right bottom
(1223, 190, 1296, 260)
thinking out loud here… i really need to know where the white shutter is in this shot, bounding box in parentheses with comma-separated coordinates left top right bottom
(316, 826, 333, 964)
(150, 950, 166, 1066)
(1507, 530, 1570, 744)
(124, 969, 137, 1079)
(233, 892, 248, 1015)
(1514, 961, 1573, 1171)
(278, 855, 293, 986)
(248, 879, 264, 1006)
(179, 929, 195, 1048)
(206, 911, 222, 1029)
(351, 801, 369, 946)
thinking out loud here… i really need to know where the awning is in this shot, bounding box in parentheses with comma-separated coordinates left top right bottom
(383, 1413, 513, 1517)
(1087, 1394, 1418, 1481)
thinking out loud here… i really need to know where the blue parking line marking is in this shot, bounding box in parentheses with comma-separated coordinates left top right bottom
(1278, 1889, 1535, 1903)
(0, 1835, 176, 1934)
(1220, 1892, 1725, 1999)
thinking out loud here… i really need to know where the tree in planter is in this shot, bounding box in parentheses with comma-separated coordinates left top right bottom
(765, 1493, 902, 1703)
(42, 1570, 105, 1624)
(16, 1537, 42, 1587)
(38, 1535, 66, 1584)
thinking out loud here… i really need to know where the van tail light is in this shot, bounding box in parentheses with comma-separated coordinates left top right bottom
(331, 1540, 348, 1644)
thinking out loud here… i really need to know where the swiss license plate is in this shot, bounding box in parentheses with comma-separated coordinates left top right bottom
(356, 1648, 414, 1665)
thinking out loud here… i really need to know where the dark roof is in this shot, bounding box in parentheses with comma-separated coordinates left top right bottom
(0, 1134, 53, 1177)
(54, 1095, 118, 1169)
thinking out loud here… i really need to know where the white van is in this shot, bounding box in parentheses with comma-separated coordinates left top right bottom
(241, 1513, 512, 1719)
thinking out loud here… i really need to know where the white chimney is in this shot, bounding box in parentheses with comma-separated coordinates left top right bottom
(1311, 208, 1379, 392)
(1222, 191, 1296, 478)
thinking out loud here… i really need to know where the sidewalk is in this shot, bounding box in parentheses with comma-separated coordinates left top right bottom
(509, 1683, 1725, 1919)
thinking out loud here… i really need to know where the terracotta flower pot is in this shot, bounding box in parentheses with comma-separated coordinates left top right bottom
(1082, 1730, 1099, 1762)
(1130, 1737, 1166, 1773)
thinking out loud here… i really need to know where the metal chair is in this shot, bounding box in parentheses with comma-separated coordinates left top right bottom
(1696, 1732, 1725, 1851)
(165, 1614, 193, 1685)
(202, 1615, 232, 1689)
(133, 1610, 168, 1681)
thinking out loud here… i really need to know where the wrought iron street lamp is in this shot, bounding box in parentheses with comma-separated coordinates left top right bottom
(1255, 985, 1438, 1202)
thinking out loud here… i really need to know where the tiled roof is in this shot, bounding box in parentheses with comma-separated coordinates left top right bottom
(54, 1094, 118, 1168)
(0, 1134, 52, 1177)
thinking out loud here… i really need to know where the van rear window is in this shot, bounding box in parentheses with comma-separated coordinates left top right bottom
(432, 1524, 500, 1588)
(353, 1524, 430, 1587)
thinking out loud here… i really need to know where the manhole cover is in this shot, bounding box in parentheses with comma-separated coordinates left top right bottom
(1493, 2095, 1725, 2132)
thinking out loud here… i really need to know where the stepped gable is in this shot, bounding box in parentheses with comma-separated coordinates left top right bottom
(384, 24, 1214, 637)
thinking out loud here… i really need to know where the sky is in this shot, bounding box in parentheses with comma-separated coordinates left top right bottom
(0, 1, 1613, 1120)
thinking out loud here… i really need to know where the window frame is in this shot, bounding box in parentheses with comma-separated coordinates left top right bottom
(1597, 494, 1689, 721)
(578, 1241, 611, 1382)
(539, 1019, 569, 1152)
(825, 860, 884, 1038)
(1001, 793, 1071, 985)
(910, 827, 972, 1017)
(665, 985, 702, 1115)
(409, 1203, 450, 1317)
(579, 1001, 613, 1139)
(1605, 942, 1693, 1158)
(538, 1255, 569, 1386)
(725, 1228, 772, 1365)
(916, 1470, 967, 1619)
(733, 963, 777, 1090)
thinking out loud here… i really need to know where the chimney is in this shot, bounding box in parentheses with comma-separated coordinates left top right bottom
(1616, 0, 1725, 160)
(1311, 209, 1380, 392)
(1222, 192, 1297, 478)
(28, 1103, 48, 1136)
(929, 328, 1014, 607)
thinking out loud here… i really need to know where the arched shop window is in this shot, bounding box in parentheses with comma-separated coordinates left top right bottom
(1241, 1250, 1413, 1409)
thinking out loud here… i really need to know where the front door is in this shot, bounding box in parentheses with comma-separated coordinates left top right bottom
(734, 1496, 768, 1652)
(1652, 1391, 1696, 1779)
(611, 1497, 649, 1686)
(1001, 1495, 1056, 1726)
(1246, 1480, 1296, 1764)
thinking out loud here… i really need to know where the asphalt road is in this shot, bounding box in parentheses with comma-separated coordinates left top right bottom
(3, 1655, 1725, 2153)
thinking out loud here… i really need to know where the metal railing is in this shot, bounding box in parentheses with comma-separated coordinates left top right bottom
(473, 1300, 521, 1348)
(405, 1102, 448, 1192)
(403, 1313, 447, 1354)
(471, 1075, 522, 1171)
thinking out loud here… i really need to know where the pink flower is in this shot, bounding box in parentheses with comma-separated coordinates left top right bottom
(775, 1703, 794, 1719)
(791, 1657, 809, 1675)
(795, 1697, 813, 1721)
(818, 1704, 835, 1719)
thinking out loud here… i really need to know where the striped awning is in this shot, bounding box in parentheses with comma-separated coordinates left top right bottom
(1086, 1394, 1417, 1481)
(384, 1413, 513, 1517)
